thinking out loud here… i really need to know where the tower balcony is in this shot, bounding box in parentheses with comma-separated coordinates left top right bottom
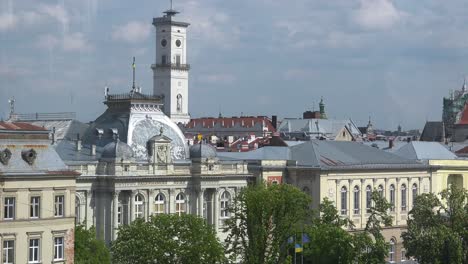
(151, 63, 190, 71)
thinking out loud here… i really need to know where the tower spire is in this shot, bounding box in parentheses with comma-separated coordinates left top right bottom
(463, 76, 467, 93)
(8, 97, 15, 120)
(132, 57, 136, 92)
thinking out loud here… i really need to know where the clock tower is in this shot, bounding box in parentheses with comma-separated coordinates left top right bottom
(152, 7, 191, 124)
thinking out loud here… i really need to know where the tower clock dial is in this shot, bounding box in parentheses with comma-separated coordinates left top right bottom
(175, 39, 181, 47)
(161, 39, 167, 47)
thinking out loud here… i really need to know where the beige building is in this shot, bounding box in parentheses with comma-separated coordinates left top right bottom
(0, 122, 77, 264)
(220, 140, 432, 263)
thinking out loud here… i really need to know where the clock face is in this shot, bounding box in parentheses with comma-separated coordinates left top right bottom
(176, 39, 181, 47)
(161, 39, 167, 47)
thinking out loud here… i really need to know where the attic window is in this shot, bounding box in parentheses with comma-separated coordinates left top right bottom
(21, 149, 37, 165)
(343, 131, 346, 137)
(0, 148, 12, 165)
(124, 165, 130, 172)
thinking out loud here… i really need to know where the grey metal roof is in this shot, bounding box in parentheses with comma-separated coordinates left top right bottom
(29, 119, 89, 142)
(0, 139, 68, 174)
(54, 140, 102, 163)
(394, 141, 457, 160)
(190, 144, 217, 159)
(102, 140, 134, 160)
(420, 121, 443, 142)
(219, 140, 425, 170)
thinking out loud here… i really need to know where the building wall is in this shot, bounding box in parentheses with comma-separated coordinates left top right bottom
(429, 159, 468, 193)
(0, 176, 76, 264)
(288, 168, 430, 264)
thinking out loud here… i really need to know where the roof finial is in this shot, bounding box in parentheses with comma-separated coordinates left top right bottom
(170, 0, 173, 10)
(163, 0, 179, 16)
(463, 76, 467, 93)
(132, 57, 136, 92)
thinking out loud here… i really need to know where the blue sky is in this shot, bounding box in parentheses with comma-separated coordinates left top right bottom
(1, 0, 468, 130)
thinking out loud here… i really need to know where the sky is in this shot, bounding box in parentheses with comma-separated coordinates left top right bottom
(1, 0, 468, 130)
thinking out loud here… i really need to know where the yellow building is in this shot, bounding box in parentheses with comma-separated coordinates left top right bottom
(220, 140, 432, 263)
(429, 160, 468, 193)
(0, 122, 77, 264)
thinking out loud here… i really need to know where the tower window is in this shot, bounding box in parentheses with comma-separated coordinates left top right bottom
(162, 55, 167, 64)
(176, 94, 182, 112)
(176, 55, 181, 65)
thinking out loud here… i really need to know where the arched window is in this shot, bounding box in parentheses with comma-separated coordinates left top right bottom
(176, 94, 182, 112)
(220, 191, 231, 218)
(175, 193, 186, 216)
(366, 185, 372, 213)
(378, 185, 384, 197)
(154, 193, 165, 214)
(134, 194, 144, 219)
(412, 183, 418, 207)
(389, 238, 396, 262)
(401, 184, 407, 212)
(389, 185, 395, 212)
(353, 186, 360, 215)
(75, 195, 81, 224)
(340, 186, 348, 215)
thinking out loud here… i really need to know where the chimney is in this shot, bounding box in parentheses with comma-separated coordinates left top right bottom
(91, 144, 96, 156)
(272, 115, 277, 129)
(389, 139, 394, 149)
(76, 133, 82, 151)
(51, 127, 56, 145)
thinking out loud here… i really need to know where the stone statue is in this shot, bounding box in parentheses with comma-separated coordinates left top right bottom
(157, 146, 166, 163)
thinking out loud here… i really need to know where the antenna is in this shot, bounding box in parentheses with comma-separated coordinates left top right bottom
(170, 0, 173, 10)
(132, 57, 136, 92)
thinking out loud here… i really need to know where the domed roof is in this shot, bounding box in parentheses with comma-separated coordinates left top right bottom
(189, 143, 217, 159)
(101, 140, 134, 160)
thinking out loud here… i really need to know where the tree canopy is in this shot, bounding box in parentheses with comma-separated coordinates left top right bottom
(223, 183, 311, 264)
(74, 225, 110, 264)
(402, 185, 468, 264)
(111, 214, 225, 264)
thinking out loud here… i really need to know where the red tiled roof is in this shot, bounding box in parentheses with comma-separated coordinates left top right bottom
(458, 103, 468, 125)
(0, 122, 47, 131)
(186, 116, 276, 132)
(455, 146, 468, 154)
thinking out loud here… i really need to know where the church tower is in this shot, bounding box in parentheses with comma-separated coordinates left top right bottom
(151, 5, 191, 124)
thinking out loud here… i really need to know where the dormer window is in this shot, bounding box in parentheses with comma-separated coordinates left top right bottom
(21, 149, 37, 165)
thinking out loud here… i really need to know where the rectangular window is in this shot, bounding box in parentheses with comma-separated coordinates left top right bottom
(401, 250, 406, 262)
(28, 238, 40, 263)
(55, 195, 64, 217)
(30, 196, 40, 218)
(176, 55, 181, 65)
(4, 197, 15, 220)
(54, 237, 64, 261)
(2, 240, 14, 264)
(117, 204, 122, 225)
(161, 55, 167, 64)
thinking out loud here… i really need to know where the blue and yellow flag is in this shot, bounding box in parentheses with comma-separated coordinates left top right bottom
(295, 244, 303, 253)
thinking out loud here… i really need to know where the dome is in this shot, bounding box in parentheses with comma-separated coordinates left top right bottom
(101, 140, 134, 160)
(189, 143, 217, 159)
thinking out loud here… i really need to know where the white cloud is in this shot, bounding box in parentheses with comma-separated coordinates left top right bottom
(38, 4, 69, 33)
(353, 0, 404, 30)
(63, 32, 92, 51)
(201, 73, 236, 83)
(36, 32, 92, 52)
(112, 21, 152, 43)
(0, 13, 17, 31)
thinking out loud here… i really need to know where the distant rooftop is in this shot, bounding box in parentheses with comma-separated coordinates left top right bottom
(9, 112, 75, 122)
(0, 121, 48, 132)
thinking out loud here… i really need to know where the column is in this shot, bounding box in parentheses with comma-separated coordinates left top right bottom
(396, 178, 400, 226)
(169, 189, 175, 214)
(198, 188, 205, 217)
(112, 191, 120, 240)
(360, 179, 366, 229)
(148, 189, 155, 217)
(213, 189, 219, 231)
(130, 191, 136, 222)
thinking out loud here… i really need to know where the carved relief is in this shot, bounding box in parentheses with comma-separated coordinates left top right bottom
(157, 146, 167, 164)
(21, 149, 37, 165)
(0, 148, 12, 165)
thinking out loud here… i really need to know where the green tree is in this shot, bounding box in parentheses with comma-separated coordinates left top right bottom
(304, 199, 356, 264)
(303, 194, 392, 264)
(223, 183, 311, 264)
(111, 214, 225, 264)
(354, 190, 393, 264)
(74, 225, 110, 264)
(402, 185, 468, 264)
